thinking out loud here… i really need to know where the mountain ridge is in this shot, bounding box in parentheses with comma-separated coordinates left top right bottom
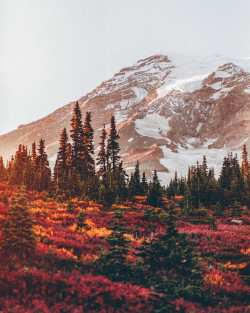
(0, 52, 249, 183)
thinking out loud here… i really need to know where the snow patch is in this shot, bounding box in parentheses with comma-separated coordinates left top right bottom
(211, 86, 235, 100)
(135, 113, 171, 140)
(157, 74, 208, 98)
(214, 70, 232, 79)
(114, 110, 127, 124)
(244, 87, 250, 94)
(158, 138, 238, 183)
(128, 138, 134, 142)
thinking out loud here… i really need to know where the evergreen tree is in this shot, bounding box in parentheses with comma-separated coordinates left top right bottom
(166, 179, 175, 199)
(136, 205, 205, 304)
(31, 141, 37, 164)
(241, 144, 249, 183)
(146, 170, 163, 207)
(35, 139, 51, 191)
(1, 189, 36, 260)
(97, 123, 107, 177)
(230, 201, 243, 218)
(79, 112, 96, 198)
(55, 128, 69, 192)
(107, 116, 120, 173)
(94, 209, 131, 282)
(70, 101, 84, 172)
(141, 172, 148, 195)
(0, 156, 6, 181)
(128, 161, 144, 198)
(82, 112, 95, 176)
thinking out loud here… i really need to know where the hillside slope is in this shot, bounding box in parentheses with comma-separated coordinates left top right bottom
(0, 53, 249, 182)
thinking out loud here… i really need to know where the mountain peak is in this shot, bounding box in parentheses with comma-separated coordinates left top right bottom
(0, 52, 249, 183)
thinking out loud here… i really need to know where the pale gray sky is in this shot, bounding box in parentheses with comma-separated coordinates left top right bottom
(1, 0, 250, 135)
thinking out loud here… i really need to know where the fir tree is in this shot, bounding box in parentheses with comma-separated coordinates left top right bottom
(1, 189, 36, 261)
(70, 101, 83, 172)
(107, 116, 120, 172)
(230, 201, 243, 218)
(31, 141, 37, 164)
(97, 123, 107, 177)
(56, 128, 69, 192)
(94, 209, 131, 282)
(0, 156, 6, 181)
(241, 144, 249, 183)
(82, 112, 95, 176)
(133, 161, 144, 196)
(141, 171, 148, 195)
(146, 170, 163, 207)
(35, 139, 51, 191)
(128, 161, 144, 198)
(136, 204, 206, 304)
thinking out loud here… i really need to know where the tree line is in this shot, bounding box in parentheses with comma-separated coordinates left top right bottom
(0, 102, 162, 206)
(0, 101, 249, 212)
(166, 146, 250, 217)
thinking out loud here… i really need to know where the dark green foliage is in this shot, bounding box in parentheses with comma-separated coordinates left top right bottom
(5, 140, 51, 192)
(135, 205, 206, 304)
(107, 116, 120, 173)
(55, 128, 70, 192)
(81, 111, 95, 179)
(219, 154, 245, 207)
(94, 209, 132, 282)
(230, 201, 243, 218)
(70, 101, 84, 172)
(35, 139, 51, 191)
(0, 156, 6, 181)
(214, 201, 223, 217)
(146, 170, 163, 207)
(97, 124, 107, 177)
(1, 189, 36, 260)
(128, 161, 144, 198)
(141, 171, 148, 194)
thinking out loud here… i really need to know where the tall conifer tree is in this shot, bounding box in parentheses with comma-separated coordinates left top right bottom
(107, 116, 120, 173)
(97, 123, 107, 177)
(70, 101, 83, 172)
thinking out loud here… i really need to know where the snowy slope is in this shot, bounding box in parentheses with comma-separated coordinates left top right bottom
(0, 52, 249, 184)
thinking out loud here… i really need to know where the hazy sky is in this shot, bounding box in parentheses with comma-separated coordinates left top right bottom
(1, 0, 250, 135)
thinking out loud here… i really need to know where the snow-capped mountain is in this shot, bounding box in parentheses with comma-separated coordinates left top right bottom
(0, 53, 249, 183)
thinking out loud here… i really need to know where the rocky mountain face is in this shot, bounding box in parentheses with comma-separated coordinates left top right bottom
(0, 53, 249, 183)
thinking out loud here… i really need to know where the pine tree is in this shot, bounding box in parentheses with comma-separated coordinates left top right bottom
(94, 210, 131, 282)
(146, 170, 163, 207)
(202, 155, 208, 178)
(31, 141, 37, 164)
(97, 123, 107, 177)
(136, 204, 205, 303)
(107, 116, 120, 173)
(241, 144, 249, 183)
(128, 161, 144, 198)
(166, 179, 175, 199)
(35, 139, 51, 191)
(230, 201, 243, 218)
(0, 156, 6, 181)
(141, 172, 148, 195)
(1, 189, 36, 260)
(82, 112, 95, 176)
(70, 101, 84, 172)
(133, 161, 144, 196)
(55, 128, 69, 191)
